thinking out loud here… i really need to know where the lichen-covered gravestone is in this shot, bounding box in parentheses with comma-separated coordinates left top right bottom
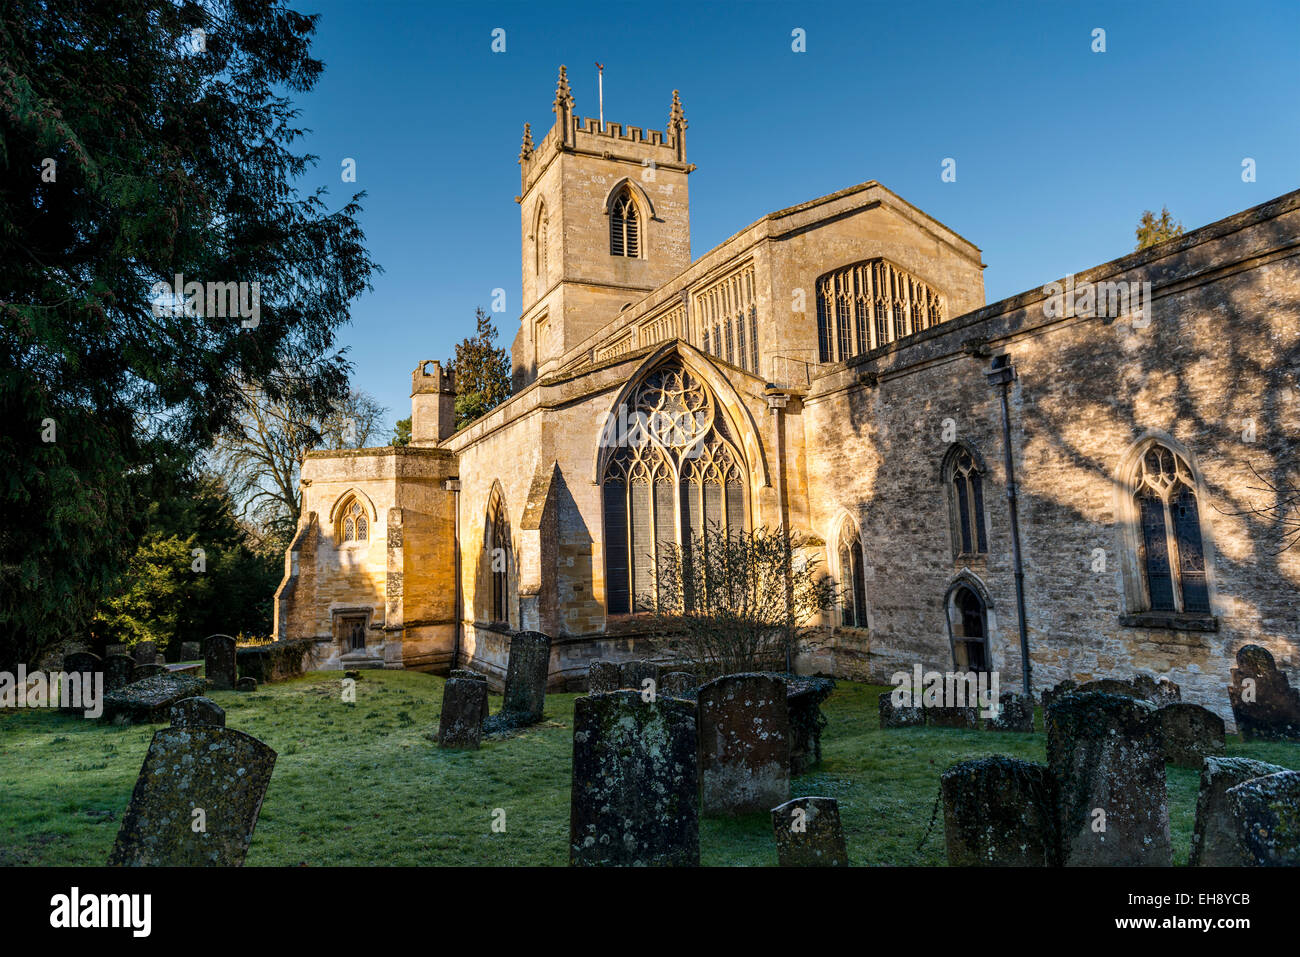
(1047, 691, 1171, 866)
(618, 659, 660, 696)
(985, 691, 1034, 733)
(103, 654, 136, 693)
(786, 676, 834, 774)
(1229, 644, 1300, 741)
(170, 696, 226, 729)
(131, 663, 166, 681)
(1158, 703, 1225, 767)
(1227, 770, 1300, 866)
(204, 634, 237, 691)
(103, 673, 209, 724)
(1189, 756, 1289, 866)
(587, 660, 620, 693)
(1041, 679, 1077, 711)
(698, 673, 790, 816)
(437, 678, 487, 749)
(660, 671, 699, 698)
(108, 726, 276, 866)
(941, 756, 1060, 866)
(878, 692, 924, 728)
(449, 668, 490, 723)
(500, 631, 551, 723)
(770, 796, 849, 866)
(131, 641, 158, 666)
(569, 690, 698, 866)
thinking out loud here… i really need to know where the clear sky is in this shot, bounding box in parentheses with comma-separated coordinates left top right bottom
(291, 0, 1300, 434)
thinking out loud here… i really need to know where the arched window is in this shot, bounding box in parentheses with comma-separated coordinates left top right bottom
(535, 205, 548, 290)
(948, 584, 989, 672)
(339, 498, 368, 544)
(944, 445, 988, 558)
(1132, 443, 1209, 613)
(815, 259, 945, 362)
(486, 494, 511, 625)
(602, 361, 746, 613)
(610, 189, 640, 257)
(836, 520, 868, 628)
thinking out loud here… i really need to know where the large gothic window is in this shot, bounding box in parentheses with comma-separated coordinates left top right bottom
(1132, 444, 1209, 614)
(602, 362, 747, 614)
(815, 259, 945, 363)
(837, 520, 868, 628)
(486, 494, 511, 625)
(944, 445, 988, 558)
(610, 189, 640, 258)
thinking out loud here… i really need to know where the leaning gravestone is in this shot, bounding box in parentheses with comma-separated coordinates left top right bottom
(619, 659, 660, 695)
(103, 655, 136, 692)
(449, 668, 490, 723)
(942, 756, 1060, 866)
(1047, 691, 1171, 866)
(1158, 703, 1225, 767)
(985, 691, 1034, 732)
(770, 796, 849, 866)
(108, 726, 276, 866)
(437, 678, 487, 749)
(570, 690, 698, 866)
(181, 641, 202, 661)
(204, 634, 238, 691)
(587, 660, 620, 693)
(1227, 770, 1300, 866)
(499, 631, 550, 723)
(879, 692, 924, 728)
(170, 696, 226, 729)
(698, 673, 790, 816)
(1229, 644, 1300, 741)
(1189, 756, 1289, 866)
(131, 641, 158, 666)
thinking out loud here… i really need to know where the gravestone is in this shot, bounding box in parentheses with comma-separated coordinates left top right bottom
(181, 641, 202, 661)
(1227, 770, 1300, 866)
(786, 676, 834, 774)
(942, 756, 1060, 866)
(1047, 692, 1171, 866)
(204, 634, 238, 691)
(770, 796, 849, 866)
(587, 660, 620, 693)
(569, 690, 698, 866)
(925, 703, 979, 729)
(102, 673, 209, 724)
(1040, 679, 1077, 711)
(500, 631, 551, 723)
(103, 655, 136, 692)
(449, 668, 490, 723)
(1134, 674, 1182, 707)
(878, 692, 924, 728)
(63, 651, 102, 677)
(660, 671, 699, 698)
(108, 726, 276, 866)
(985, 691, 1034, 732)
(131, 641, 158, 666)
(170, 696, 226, 729)
(235, 677, 257, 692)
(1190, 756, 1289, 866)
(618, 659, 660, 696)
(58, 653, 103, 714)
(1229, 644, 1300, 741)
(131, 663, 166, 680)
(437, 678, 487, 749)
(1158, 703, 1225, 767)
(698, 673, 790, 816)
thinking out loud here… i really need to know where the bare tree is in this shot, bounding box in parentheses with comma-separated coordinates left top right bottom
(1214, 460, 1300, 552)
(648, 525, 838, 677)
(212, 386, 387, 538)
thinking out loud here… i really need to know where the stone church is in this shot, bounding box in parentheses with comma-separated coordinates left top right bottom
(273, 66, 1300, 723)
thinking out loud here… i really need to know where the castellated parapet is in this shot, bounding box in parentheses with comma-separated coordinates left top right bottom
(410, 359, 456, 446)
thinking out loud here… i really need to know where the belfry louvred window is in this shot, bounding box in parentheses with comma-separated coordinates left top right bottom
(601, 361, 747, 614)
(1133, 444, 1209, 614)
(610, 190, 640, 257)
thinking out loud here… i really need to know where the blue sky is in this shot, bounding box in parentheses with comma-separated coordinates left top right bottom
(291, 0, 1300, 433)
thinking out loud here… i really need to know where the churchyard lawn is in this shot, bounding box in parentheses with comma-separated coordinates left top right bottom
(1, 672, 1296, 866)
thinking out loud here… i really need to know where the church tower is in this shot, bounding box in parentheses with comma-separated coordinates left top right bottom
(513, 66, 694, 388)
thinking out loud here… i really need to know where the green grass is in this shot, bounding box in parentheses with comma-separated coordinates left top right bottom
(1, 672, 1296, 865)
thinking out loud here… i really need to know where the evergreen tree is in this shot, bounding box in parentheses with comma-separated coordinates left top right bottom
(447, 308, 512, 429)
(1136, 207, 1185, 250)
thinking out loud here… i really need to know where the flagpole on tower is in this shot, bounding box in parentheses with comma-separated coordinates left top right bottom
(596, 62, 604, 131)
